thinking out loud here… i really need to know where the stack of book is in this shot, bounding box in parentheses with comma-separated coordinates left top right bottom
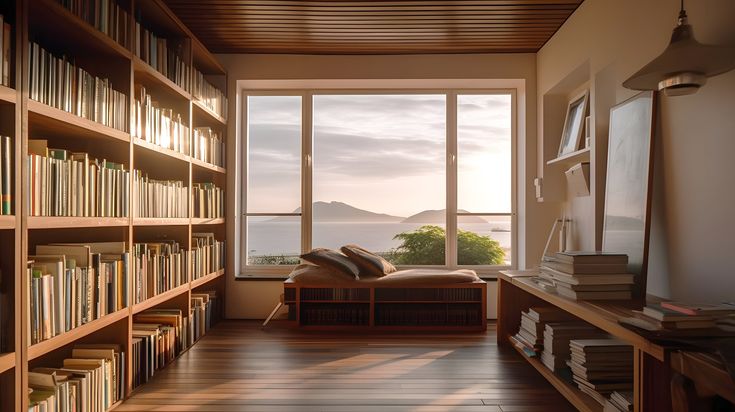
(191, 233, 225, 281)
(28, 242, 129, 344)
(192, 69, 227, 120)
(28, 343, 125, 411)
(132, 313, 181, 389)
(191, 291, 219, 342)
(540, 252, 634, 300)
(192, 127, 225, 167)
(134, 21, 190, 92)
(568, 338, 633, 406)
(0, 15, 11, 86)
(511, 306, 576, 357)
(29, 42, 129, 132)
(541, 322, 605, 373)
(133, 87, 190, 155)
(625, 301, 735, 331)
(604, 391, 633, 412)
(56, 0, 131, 49)
(192, 182, 224, 219)
(132, 171, 188, 218)
(0, 135, 11, 214)
(132, 241, 189, 304)
(28, 141, 130, 217)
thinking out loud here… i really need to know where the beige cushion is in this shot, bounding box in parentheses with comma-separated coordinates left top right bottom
(288, 263, 357, 284)
(300, 248, 360, 280)
(375, 269, 481, 285)
(340, 244, 397, 278)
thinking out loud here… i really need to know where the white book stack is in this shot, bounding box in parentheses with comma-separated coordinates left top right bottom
(539, 251, 633, 301)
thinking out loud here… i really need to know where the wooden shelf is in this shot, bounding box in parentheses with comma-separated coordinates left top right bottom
(133, 56, 191, 101)
(28, 100, 130, 144)
(547, 147, 590, 168)
(132, 217, 190, 226)
(0, 215, 15, 229)
(500, 271, 666, 361)
(191, 269, 224, 289)
(0, 85, 16, 104)
(193, 99, 227, 126)
(300, 300, 371, 304)
(132, 284, 190, 314)
(27, 216, 129, 229)
(191, 157, 226, 174)
(191, 217, 225, 225)
(28, 308, 129, 360)
(133, 138, 190, 164)
(30, 0, 132, 60)
(508, 337, 603, 412)
(375, 300, 482, 304)
(0, 352, 15, 374)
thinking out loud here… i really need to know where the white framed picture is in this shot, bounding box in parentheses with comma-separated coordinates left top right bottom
(557, 90, 589, 157)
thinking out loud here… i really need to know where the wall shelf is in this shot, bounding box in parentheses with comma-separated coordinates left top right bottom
(0, 352, 15, 374)
(191, 269, 225, 289)
(132, 217, 191, 226)
(191, 157, 225, 174)
(133, 138, 190, 164)
(193, 99, 226, 125)
(132, 284, 190, 315)
(0, 85, 16, 104)
(0, 215, 15, 229)
(27, 216, 129, 229)
(191, 217, 225, 225)
(133, 56, 192, 101)
(28, 100, 131, 144)
(547, 147, 590, 168)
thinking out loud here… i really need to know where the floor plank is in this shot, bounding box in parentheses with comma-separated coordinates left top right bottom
(119, 320, 576, 411)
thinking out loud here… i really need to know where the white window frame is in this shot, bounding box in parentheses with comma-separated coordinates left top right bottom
(240, 87, 517, 277)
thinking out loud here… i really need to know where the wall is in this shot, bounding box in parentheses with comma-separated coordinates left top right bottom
(537, 0, 735, 301)
(218, 53, 555, 319)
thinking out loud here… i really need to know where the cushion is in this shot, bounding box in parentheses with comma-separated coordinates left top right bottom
(375, 269, 481, 285)
(288, 263, 357, 284)
(300, 248, 360, 280)
(340, 244, 397, 278)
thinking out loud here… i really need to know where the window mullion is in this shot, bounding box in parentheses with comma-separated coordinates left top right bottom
(302, 92, 313, 254)
(446, 92, 458, 268)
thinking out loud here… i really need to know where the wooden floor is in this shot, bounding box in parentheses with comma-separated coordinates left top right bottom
(118, 320, 576, 412)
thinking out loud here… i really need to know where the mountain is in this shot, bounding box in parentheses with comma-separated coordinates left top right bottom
(270, 201, 404, 222)
(402, 209, 488, 224)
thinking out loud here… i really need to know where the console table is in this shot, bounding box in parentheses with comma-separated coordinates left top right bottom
(498, 270, 673, 412)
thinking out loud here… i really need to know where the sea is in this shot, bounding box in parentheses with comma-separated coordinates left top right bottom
(246, 220, 512, 263)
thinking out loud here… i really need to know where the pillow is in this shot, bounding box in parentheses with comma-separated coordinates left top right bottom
(288, 263, 357, 284)
(340, 244, 396, 278)
(300, 248, 360, 280)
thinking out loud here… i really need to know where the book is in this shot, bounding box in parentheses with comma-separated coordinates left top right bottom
(133, 241, 189, 303)
(191, 233, 225, 281)
(641, 304, 713, 322)
(0, 135, 11, 214)
(192, 68, 227, 119)
(134, 20, 190, 92)
(56, 0, 131, 49)
(133, 86, 190, 155)
(540, 266, 635, 285)
(192, 127, 225, 167)
(1, 19, 10, 87)
(132, 170, 188, 218)
(556, 284, 631, 301)
(553, 251, 628, 264)
(192, 182, 224, 219)
(541, 260, 629, 275)
(659, 301, 735, 317)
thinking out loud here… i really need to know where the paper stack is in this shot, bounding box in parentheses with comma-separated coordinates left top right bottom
(568, 338, 633, 406)
(540, 251, 633, 300)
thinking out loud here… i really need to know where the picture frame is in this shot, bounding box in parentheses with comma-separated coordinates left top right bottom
(557, 90, 589, 157)
(602, 91, 657, 303)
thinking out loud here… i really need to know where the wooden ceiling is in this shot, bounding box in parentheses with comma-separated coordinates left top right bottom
(163, 0, 583, 55)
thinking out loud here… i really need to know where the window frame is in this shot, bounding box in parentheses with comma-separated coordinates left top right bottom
(240, 88, 517, 277)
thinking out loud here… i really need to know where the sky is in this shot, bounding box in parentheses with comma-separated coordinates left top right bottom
(246, 94, 511, 217)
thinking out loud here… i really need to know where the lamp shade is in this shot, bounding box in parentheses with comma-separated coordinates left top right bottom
(623, 14, 735, 92)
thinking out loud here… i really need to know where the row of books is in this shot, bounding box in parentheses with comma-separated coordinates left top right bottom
(300, 288, 370, 302)
(623, 301, 735, 332)
(132, 171, 188, 218)
(28, 343, 125, 412)
(132, 292, 219, 389)
(193, 69, 227, 120)
(132, 241, 188, 305)
(134, 20, 190, 92)
(28, 242, 129, 345)
(192, 127, 225, 168)
(374, 287, 482, 302)
(538, 251, 633, 300)
(29, 42, 129, 132)
(192, 182, 224, 219)
(0, 135, 11, 214)
(56, 0, 131, 49)
(301, 303, 369, 326)
(569, 338, 633, 406)
(28, 142, 129, 217)
(133, 86, 190, 155)
(0, 15, 11, 87)
(376, 303, 482, 326)
(191, 233, 225, 281)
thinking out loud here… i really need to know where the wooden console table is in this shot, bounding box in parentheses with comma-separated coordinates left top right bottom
(498, 270, 672, 412)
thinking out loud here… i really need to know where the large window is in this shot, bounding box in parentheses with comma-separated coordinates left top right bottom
(242, 90, 514, 274)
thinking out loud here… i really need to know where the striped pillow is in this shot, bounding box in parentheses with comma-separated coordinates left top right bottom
(340, 244, 397, 278)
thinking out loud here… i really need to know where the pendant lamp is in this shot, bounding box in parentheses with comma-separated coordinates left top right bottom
(623, 0, 735, 96)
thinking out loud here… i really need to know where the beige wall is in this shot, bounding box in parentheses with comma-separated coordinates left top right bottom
(537, 0, 735, 301)
(218, 53, 556, 319)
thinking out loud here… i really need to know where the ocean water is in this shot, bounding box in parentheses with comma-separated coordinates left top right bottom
(246, 220, 512, 263)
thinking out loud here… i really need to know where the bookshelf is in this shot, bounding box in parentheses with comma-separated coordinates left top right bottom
(1, 0, 231, 410)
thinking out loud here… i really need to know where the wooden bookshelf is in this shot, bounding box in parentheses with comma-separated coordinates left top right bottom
(11, 0, 231, 410)
(498, 270, 673, 412)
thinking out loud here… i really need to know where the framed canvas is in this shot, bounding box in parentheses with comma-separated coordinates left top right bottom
(602, 91, 657, 302)
(557, 90, 589, 156)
